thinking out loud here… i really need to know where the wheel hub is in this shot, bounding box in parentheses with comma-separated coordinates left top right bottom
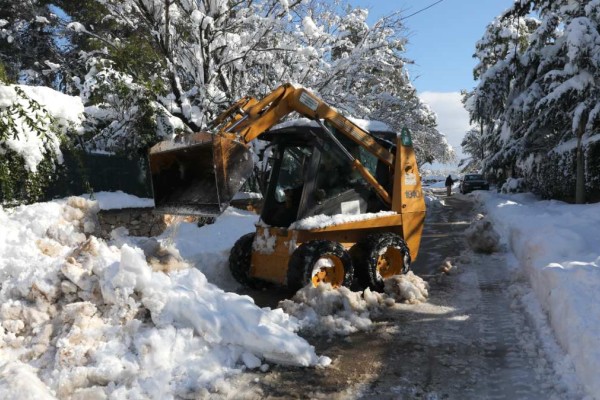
(376, 247, 403, 279)
(311, 256, 344, 287)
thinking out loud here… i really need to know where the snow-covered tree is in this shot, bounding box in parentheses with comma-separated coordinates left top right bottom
(0, 0, 76, 88)
(466, 11, 539, 176)
(76, 57, 189, 155)
(1, 0, 453, 169)
(466, 0, 600, 202)
(459, 127, 486, 173)
(62, 0, 452, 161)
(302, 8, 454, 164)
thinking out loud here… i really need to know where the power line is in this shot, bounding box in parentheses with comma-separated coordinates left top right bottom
(401, 0, 447, 20)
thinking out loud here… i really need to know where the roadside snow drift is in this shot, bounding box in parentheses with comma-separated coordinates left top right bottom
(280, 272, 429, 336)
(477, 192, 600, 398)
(0, 197, 327, 399)
(464, 214, 501, 253)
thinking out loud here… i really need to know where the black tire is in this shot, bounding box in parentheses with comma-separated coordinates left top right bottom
(349, 244, 368, 291)
(228, 233, 265, 289)
(287, 240, 354, 291)
(353, 232, 411, 292)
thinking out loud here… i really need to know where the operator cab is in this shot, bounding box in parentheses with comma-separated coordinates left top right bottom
(258, 118, 396, 228)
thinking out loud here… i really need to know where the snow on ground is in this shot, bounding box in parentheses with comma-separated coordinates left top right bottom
(476, 191, 600, 399)
(0, 196, 328, 399)
(162, 207, 258, 291)
(13, 188, 600, 398)
(77, 191, 256, 290)
(423, 188, 446, 209)
(0, 190, 437, 397)
(280, 272, 429, 336)
(81, 191, 154, 210)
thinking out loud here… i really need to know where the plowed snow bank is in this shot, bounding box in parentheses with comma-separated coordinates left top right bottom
(0, 197, 326, 398)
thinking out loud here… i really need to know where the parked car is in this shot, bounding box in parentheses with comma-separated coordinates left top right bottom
(459, 174, 490, 194)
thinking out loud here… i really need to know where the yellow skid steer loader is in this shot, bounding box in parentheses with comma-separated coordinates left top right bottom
(148, 83, 426, 291)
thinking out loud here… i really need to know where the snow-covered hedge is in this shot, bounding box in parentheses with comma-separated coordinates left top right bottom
(0, 84, 84, 204)
(523, 138, 600, 203)
(500, 177, 527, 194)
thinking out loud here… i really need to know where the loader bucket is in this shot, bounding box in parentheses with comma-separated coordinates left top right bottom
(148, 132, 253, 216)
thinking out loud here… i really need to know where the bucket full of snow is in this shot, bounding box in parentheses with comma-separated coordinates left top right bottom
(148, 133, 253, 216)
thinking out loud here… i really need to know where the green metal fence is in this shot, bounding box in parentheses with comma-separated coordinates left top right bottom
(44, 150, 153, 200)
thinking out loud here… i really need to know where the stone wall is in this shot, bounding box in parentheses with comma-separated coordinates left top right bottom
(96, 208, 167, 238)
(96, 200, 260, 239)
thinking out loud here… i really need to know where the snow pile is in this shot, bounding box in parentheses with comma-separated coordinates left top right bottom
(464, 214, 501, 253)
(280, 285, 375, 335)
(478, 191, 600, 398)
(164, 207, 258, 290)
(0, 362, 56, 400)
(384, 272, 430, 304)
(423, 188, 445, 208)
(280, 272, 429, 336)
(0, 197, 327, 398)
(81, 191, 154, 210)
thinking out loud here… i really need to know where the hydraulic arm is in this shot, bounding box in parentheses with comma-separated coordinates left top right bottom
(211, 83, 395, 204)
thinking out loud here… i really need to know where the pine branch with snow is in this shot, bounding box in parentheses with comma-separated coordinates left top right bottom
(465, 0, 600, 200)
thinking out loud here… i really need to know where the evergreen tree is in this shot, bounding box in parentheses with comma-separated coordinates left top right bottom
(466, 1, 600, 201)
(459, 127, 486, 173)
(0, 0, 63, 86)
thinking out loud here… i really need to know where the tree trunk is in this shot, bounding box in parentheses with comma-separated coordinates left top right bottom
(575, 119, 585, 204)
(480, 120, 485, 163)
(164, 0, 170, 54)
(162, 0, 200, 132)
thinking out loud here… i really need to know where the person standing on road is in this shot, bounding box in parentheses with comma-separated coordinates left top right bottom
(445, 174, 454, 196)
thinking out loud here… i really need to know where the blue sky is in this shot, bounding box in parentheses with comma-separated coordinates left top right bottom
(347, 0, 514, 92)
(346, 0, 515, 168)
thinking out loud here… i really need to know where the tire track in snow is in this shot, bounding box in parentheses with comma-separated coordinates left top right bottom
(467, 254, 558, 399)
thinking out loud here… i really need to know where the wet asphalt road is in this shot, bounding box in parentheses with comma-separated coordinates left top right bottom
(227, 188, 582, 400)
